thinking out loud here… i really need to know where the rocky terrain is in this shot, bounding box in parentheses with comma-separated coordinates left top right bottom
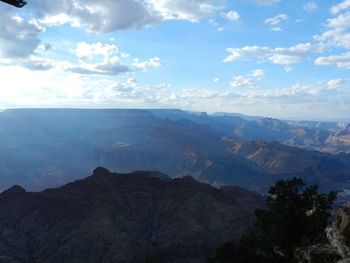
(0, 109, 350, 194)
(295, 204, 350, 263)
(152, 109, 350, 154)
(226, 139, 350, 191)
(0, 167, 263, 263)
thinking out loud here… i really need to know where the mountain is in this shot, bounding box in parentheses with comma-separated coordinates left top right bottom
(285, 120, 347, 130)
(1, 109, 350, 193)
(326, 125, 350, 153)
(225, 139, 350, 192)
(0, 109, 158, 190)
(207, 112, 264, 121)
(0, 167, 263, 263)
(149, 109, 350, 154)
(0, 109, 269, 191)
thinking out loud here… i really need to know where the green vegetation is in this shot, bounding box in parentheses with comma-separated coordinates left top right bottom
(210, 177, 337, 263)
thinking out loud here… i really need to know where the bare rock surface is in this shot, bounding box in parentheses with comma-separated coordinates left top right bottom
(295, 244, 340, 263)
(297, 204, 350, 263)
(337, 206, 350, 240)
(326, 223, 350, 258)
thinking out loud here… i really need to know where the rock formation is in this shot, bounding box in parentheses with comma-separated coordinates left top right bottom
(0, 167, 263, 263)
(296, 204, 350, 263)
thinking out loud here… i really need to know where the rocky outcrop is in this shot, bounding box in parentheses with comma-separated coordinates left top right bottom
(0, 168, 264, 263)
(326, 223, 350, 258)
(295, 244, 340, 263)
(296, 204, 350, 263)
(337, 206, 350, 241)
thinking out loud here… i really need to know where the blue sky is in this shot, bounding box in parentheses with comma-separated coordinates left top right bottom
(0, 0, 350, 120)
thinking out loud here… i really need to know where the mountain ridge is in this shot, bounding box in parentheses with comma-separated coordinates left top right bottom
(0, 168, 263, 263)
(0, 109, 350, 194)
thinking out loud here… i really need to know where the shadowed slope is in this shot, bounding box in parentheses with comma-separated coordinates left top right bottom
(0, 167, 263, 263)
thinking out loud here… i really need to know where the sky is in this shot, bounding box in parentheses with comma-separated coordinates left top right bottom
(0, 0, 350, 121)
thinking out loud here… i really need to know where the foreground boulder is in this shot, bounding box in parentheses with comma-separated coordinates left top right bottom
(0, 167, 263, 263)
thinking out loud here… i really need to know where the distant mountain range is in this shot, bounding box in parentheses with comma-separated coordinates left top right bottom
(0, 167, 263, 263)
(0, 108, 350, 193)
(151, 109, 350, 153)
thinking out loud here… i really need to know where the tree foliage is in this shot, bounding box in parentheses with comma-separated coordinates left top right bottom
(256, 177, 337, 259)
(210, 177, 337, 263)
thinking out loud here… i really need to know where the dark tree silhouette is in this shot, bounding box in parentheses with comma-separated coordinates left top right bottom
(0, 0, 27, 8)
(210, 178, 337, 263)
(255, 177, 337, 260)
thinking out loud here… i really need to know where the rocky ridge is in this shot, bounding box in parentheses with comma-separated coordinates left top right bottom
(0, 167, 263, 263)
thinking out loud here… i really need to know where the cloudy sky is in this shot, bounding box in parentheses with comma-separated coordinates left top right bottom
(0, 0, 350, 120)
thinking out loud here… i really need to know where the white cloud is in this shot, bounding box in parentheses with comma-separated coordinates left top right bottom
(38, 13, 80, 27)
(0, 0, 163, 68)
(315, 52, 350, 69)
(75, 42, 118, 61)
(226, 11, 240, 21)
(80, 77, 174, 107)
(0, 64, 173, 108)
(330, 0, 350, 14)
(179, 88, 220, 100)
(265, 14, 288, 26)
(265, 14, 288, 31)
(68, 63, 130, 76)
(0, 0, 227, 72)
(230, 69, 265, 89)
(146, 0, 224, 22)
(0, 62, 348, 120)
(67, 42, 130, 75)
(230, 76, 257, 89)
(3, 0, 229, 35)
(314, 12, 350, 49)
(0, 55, 55, 71)
(269, 54, 301, 71)
(251, 69, 266, 78)
(31, 0, 159, 33)
(30, 0, 228, 31)
(0, 0, 348, 120)
(170, 79, 349, 120)
(303, 1, 318, 12)
(20, 56, 55, 71)
(0, 11, 43, 59)
(241, 79, 347, 100)
(133, 57, 165, 71)
(327, 78, 345, 90)
(0, 65, 88, 107)
(223, 43, 324, 71)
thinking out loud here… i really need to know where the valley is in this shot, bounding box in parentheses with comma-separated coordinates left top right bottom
(0, 109, 349, 195)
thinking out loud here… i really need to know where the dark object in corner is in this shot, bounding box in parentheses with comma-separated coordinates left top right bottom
(0, 0, 27, 8)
